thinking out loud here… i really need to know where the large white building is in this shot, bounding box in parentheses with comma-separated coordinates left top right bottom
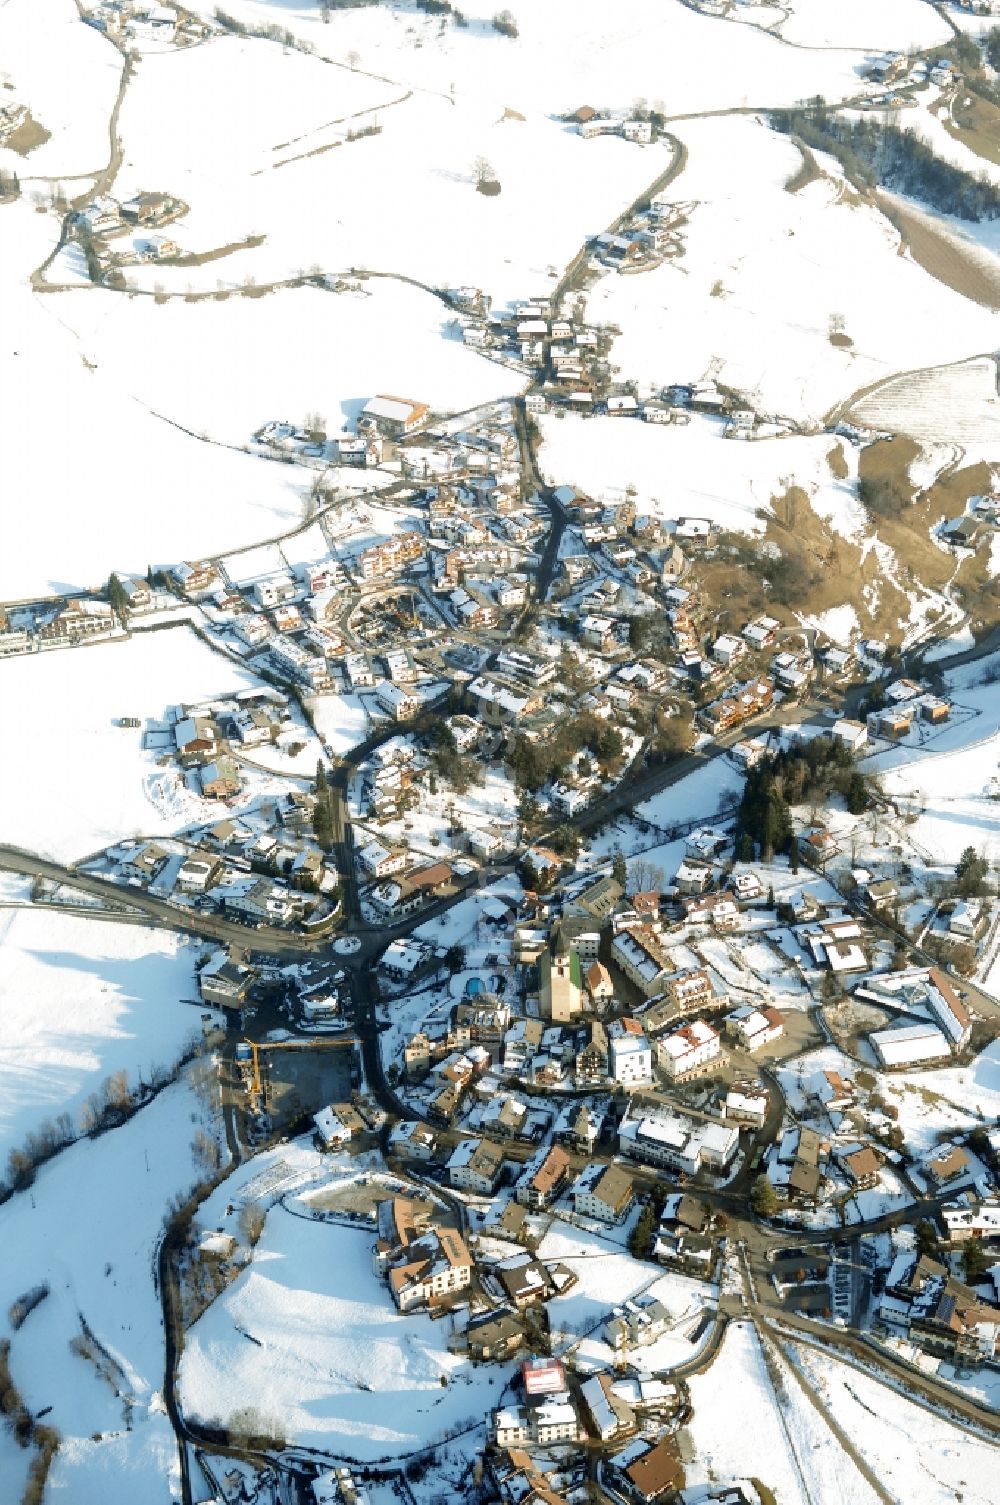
(870, 1023, 951, 1068)
(609, 1029, 653, 1087)
(619, 1107, 738, 1176)
(657, 1019, 720, 1079)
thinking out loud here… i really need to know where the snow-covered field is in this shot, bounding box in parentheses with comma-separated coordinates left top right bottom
(178, 1193, 508, 1458)
(0, 0, 121, 175)
(188, 0, 868, 120)
(110, 35, 674, 307)
(1, 210, 307, 599)
(0, 1074, 224, 1505)
(0, 629, 262, 861)
(586, 115, 1000, 427)
(779, 0, 948, 50)
(59, 278, 519, 450)
(536, 1221, 657, 1339)
(0, 906, 204, 1167)
(882, 1040, 1000, 1152)
(540, 409, 856, 535)
(686, 1320, 878, 1505)
(850, 357, 1000, 445)
(789, 1341, 1000, 1505)
(870, 685, 1000, 865)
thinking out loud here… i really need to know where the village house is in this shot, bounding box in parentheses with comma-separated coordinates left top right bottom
(360, 394, 429, 439)
(466, 1311, 527, 1362)
(609, 1439, 683, 1505)
(200, 759, 241, 800)
(726, 1005, 784, 1052)
(723, 1084, 770, 1129)
(447, 1137, 506, 1196)
(198, 950, 255, 1008)
(572, 1163, 635, 1224)
(172, 560, 219, 599)
(609, 1021, 653, 1087)
(515, 1146, 572, 1209)
(175, 853, 222, 893)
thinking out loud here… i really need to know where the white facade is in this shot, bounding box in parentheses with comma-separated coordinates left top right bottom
(610, 1034, 653, 1087)
(657, 1020, 720, 1079)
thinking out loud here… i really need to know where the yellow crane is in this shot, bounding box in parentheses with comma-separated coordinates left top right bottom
(239, 1036, 356, 1111)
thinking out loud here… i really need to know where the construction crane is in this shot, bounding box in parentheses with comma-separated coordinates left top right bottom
(238, 1036, 357, 1113)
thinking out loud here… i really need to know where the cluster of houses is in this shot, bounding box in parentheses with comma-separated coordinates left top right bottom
(81, 3, 211, 48)
(98, 696, 341, 934)
(362, 1188, 705, 1502)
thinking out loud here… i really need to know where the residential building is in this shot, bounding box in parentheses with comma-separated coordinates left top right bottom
(198, 951, 254, 1007)
(386, 1225, 473, 1313)
(515, 1146, 572, 1209)
(611, 926, 671, 998)
(657, 1019, 720, 1080)
(447, 1137, 505, 1195)
(572, 1163, 635, 1224)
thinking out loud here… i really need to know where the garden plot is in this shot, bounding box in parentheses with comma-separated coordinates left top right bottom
(0, 906, 204, 1169)
(844, 1167, 914, 1224)
(869, 685, 1000, 866)
(411, 879, 522, 951)
(177, 1199, 509, 1459)
(572, 1266, 716, 1375)
(586, 115, 1000, 428)
(371, 765, 519, 864)
(59, 276, 517, 451)
(311, 694, 371, 758)
(191, 0, 867, 120)
(775, 1045, 867, 1118)
(879, 1040, 1000, 1153)
(630, 757, 744, 829)
(0, 1074, 225, 1505)
(0, 629, 263, 862)
(849, 357, 1000, 445)
(788, 1341, 1000, 1505)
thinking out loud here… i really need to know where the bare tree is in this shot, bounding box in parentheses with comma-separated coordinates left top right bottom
(627, 858, 665, 895)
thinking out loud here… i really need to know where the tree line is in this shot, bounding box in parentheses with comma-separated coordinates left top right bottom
(772, 104, 1000, 221)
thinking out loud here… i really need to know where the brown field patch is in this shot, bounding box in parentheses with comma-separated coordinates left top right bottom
(877, 190, 1000, 310)
(3, 113, 51, 156)
(946, 90, 1000, 169)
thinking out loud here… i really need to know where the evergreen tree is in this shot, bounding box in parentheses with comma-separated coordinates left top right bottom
(612, 848, 628, 890)
(751, 1174, 778, 1218)
(107, 572, 129, 623)
(956, 846, 989, 897)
